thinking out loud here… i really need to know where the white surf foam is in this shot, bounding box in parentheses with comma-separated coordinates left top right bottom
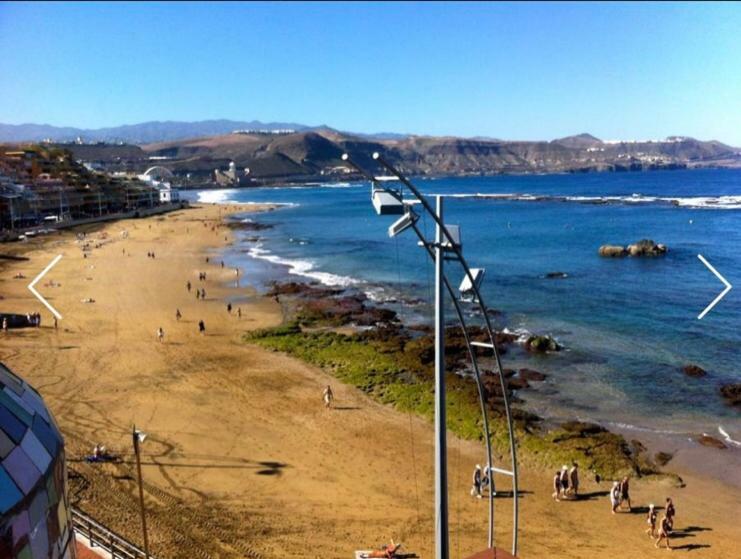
(247, 244, 358, 287)
(718, 426, 741, 448)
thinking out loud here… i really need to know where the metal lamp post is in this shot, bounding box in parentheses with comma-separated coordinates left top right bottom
(132, 426, 150, 559)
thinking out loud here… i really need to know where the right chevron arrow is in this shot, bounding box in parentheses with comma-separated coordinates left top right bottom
(697, 254, 732, 320)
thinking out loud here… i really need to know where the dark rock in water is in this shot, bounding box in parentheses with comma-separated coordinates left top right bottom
(519, 368, 547, 381)
(266, 282, 343, 298)
(719, 383, 741, 408)
(627, 239, 668, 256)
(599, 244, 627, 257)
(682, 364, 707, 378)
(599, 239, 668, 257)
(545, 271, 568, 279)
(560, 421, 606, 435)
(225, 220, 273, 231)
(502, 368, 517, 379)
(507, 377, 530, 390)
(525, 335, 561, 353)
(655, 451, 674, 466)
(697, 434, 727, 449)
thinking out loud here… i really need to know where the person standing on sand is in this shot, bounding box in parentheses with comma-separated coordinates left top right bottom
(187, 281, 191, 293)
(200, 288, 206, 299)
(619, 476, 631, 511)
(323, 385, 334, 408)
(157, 327, 164, 343)
(552, 470, 562, 501)
(54, 316, 58, 330)
(471, 465, 482, 499)
(655, 513, 672, 550)
(560, 465, 570, 497)
(2, 317, 7, 332)
(227, 303, 232, 314)
(237, 307, 242, 319)
(176, 309, 182, 321)
(665, 498, 675, 532)
(646, 504, 658, 538)
(198, 320, 205, 334)
(610, 481, 621, 514)
(196, 289, 200, 300)
(569, 462, 579, 498)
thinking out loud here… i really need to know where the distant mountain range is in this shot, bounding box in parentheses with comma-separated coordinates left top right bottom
(2, 120, 739, 180)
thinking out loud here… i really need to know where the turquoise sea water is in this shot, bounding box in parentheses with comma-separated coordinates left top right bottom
(189, 169, 741, 454)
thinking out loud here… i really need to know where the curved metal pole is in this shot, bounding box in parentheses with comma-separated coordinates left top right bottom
(410, 220, 495, 548)
(343, 153, 516, 554)
(371, 154, 518, 556)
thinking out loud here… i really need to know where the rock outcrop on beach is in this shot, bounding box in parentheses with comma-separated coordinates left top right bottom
(599, 239, 667, 257)
(682, 364, 707, 378)
(697, 435, 727, 449)
(719, 383, 741, 408)
(519, 368, 547, 381)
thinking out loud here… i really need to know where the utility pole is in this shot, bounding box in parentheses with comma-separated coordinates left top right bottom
(434, 196, 450, 559)
(132, 426, 150, 559)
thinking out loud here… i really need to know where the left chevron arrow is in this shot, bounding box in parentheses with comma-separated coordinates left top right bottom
(28, 254, 63, 320)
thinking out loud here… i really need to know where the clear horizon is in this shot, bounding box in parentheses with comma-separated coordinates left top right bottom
(1, 1, 739, 144)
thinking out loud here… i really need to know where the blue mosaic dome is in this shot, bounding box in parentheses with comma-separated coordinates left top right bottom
(0, 362, 74, 559)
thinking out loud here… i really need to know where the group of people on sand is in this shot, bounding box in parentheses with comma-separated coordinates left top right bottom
(607, 475, 677, 550)
(551, 463, 580, 500)
(644, 498, 676, 550)
(470, 464, 496, 498)
(147, 251, 156, 259)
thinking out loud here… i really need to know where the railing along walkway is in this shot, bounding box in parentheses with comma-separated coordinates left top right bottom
(72, 508, 152, 559)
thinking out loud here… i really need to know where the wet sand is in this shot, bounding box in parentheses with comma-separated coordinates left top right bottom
(1, 203, 739, 558)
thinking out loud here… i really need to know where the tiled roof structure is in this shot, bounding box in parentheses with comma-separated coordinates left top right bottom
(0, 362, 75, 559)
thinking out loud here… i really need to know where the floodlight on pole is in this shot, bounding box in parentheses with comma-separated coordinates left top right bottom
(388, 209, 420, 237)
(459, 268, 485, 301)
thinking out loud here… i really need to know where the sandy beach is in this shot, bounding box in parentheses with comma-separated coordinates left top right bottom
(1, 203, 739, 558)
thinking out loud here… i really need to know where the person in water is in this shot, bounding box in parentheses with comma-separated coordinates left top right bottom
(646, 504, 658, 538)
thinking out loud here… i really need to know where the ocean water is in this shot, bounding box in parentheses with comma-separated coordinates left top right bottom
(189, 169, 741, 455)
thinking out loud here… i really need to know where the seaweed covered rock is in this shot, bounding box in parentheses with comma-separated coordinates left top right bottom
(519, 368, 547, 381)
(697, 434, 727, 449)
(525, 335, 561, 353)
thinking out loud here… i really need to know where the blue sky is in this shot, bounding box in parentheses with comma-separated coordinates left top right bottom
(1, 1, 739, 144)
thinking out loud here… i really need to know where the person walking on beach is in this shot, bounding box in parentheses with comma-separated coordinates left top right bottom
(201, 288, 206, 299)
(655, 513, 672, 550)
(610, 481, 621, 514)
(323, 385, 334, 409)
(196, 289, 200, 300)
(471, 465, 483, 499)
(227, 302, 232, 314)
(2, 317, 7, 333)
(198, 320, 205, 334)
(665, 498, 676, 532)
(619, 476, 632, 511)
(569, 462, 580, 498)
(187, 280, 191, 293)
(552, 470, 562, 502)
(54, 316, 58, 330)
(157, 327, 164, 343)
(237, 307, 242, 319)
(560, 466, 570, 498)
(646, 504, 658, 538)
(176, 309, 182, 321)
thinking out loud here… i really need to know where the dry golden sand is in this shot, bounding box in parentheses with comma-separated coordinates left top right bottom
(1, 204, 739, 558)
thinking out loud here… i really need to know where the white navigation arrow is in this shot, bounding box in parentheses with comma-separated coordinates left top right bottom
(697, 254, 732, 320)
(28, 254, 63, 320)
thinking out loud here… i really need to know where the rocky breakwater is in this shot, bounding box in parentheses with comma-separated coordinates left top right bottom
(599, 239, 668, 257)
